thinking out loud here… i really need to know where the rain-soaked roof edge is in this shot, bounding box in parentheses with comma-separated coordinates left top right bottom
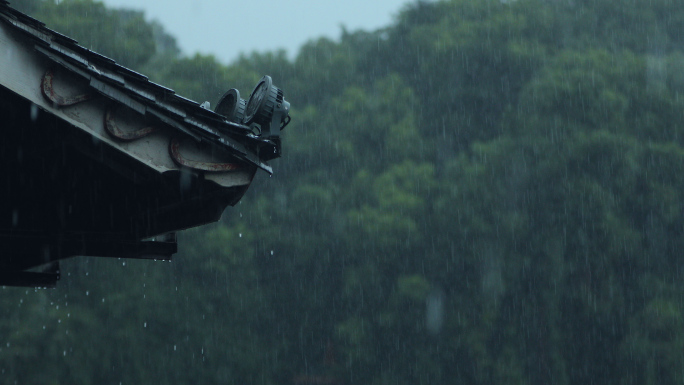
(0, 1, 274, 174)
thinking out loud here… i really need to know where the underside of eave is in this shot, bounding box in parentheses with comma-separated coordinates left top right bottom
(0, 83, 253, 272)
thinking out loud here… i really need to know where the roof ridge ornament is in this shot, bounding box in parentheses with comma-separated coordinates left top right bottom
(243, 75, 290, 160)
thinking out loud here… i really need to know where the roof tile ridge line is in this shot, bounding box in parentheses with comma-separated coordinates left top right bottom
(42, 37, 127, 82)
(41, 52, 257, 162)
(0, 6, 85, 48)
(183, 115, 221, 137)
(37, 44, 191, 123)
(37, 34, 221, 126)
(0, 9, 53, 43)
(0, 10, 98, 69)
(0, 3, 47, 29)
(21, 20, 249, 151)
(0, 7, 151, 87)
(0, 7, 233, 128)
(35, 47, 194, 136)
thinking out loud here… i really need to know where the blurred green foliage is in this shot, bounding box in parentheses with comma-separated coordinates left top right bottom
(4, 0, 684, 384)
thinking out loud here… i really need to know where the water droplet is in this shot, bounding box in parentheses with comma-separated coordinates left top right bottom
(85, 291, 89, 296)
(63, 350, 66, 356)
(144, 322, 147, 328)
(174, 345, 177, 351)
(239, 233, 242, 238)
(270, 250, 274, 256)
(101, 298, 105, 303)
(122, 261, 126, 266)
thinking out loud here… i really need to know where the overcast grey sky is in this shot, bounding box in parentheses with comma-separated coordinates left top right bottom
(101, 0, 411, 64)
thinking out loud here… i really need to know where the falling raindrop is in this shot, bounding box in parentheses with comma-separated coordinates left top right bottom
(85, 291, 89, 296)
(144, 322, 147, 328)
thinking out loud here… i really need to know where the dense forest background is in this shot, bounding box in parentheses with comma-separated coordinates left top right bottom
(3, 0, 684, 384)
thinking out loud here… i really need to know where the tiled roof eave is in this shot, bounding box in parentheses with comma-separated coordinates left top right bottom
(0, 2, 273, 174)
